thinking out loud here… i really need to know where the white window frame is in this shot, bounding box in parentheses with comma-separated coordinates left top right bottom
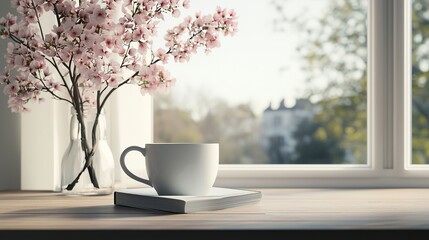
(16, 0, 429, 190)
(214, 0, 429, 188)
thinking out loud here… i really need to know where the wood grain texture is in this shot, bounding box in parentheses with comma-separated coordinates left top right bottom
(2, 188, 429, 229)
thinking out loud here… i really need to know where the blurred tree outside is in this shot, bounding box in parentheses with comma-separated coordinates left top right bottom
(154, 93, 204, 143)
(411, 0, 429, 164)
(154, 93, 268, 164)
(272, 0, 367, 164)
(273, 0, 429, 164)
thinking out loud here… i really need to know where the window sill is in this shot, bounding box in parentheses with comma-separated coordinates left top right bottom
(215, 165, 429, 188)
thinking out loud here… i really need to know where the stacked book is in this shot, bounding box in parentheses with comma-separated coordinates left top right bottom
(114, 187, 262, 214)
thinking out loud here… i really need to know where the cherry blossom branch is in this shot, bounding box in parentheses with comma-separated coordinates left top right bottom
(100, 83, 109, 96)
(8, 33, 60, 76)
(151, 48, 172, 64)
(89, 90, 102, 152)
(66, 70, 100, 190)
(31, 0, 45, 42)
(53, 4, 61, 27)
(66, 62, 100, 190)
(49, 58, 73, 101)
(7, 33, 75, 105)
(35, 74, 73, 105)
(99, 71, 139, 111)
(9, 34, 34, 51)
(120, 41, 133, 68)
(119, 3, 150, 68)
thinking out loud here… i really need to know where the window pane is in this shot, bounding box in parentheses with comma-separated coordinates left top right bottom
(412, 0, 429, 164)
(154, 0, 368, 164)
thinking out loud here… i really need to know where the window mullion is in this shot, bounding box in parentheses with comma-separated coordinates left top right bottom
(392, 0, 411, 172)
(368, 0, 395, 172)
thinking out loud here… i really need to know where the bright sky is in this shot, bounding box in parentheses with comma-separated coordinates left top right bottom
(158, 0, 331, 115)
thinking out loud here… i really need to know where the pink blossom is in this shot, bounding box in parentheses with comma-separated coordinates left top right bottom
(117, 47, 126, 55)
(57, 1, 74, 15)
(46, 80, 55, 89)
(143, 0, 156, 10)
(8, 97, 27, 112)
(172, 9, 181, 18)
(33, 0, 45, 5)
(43, 68, 51, 77)
(43, 46, 57, 57)
(82, 90, 97, 106)
(0, 30, 9, 39)
(29, 60, 43, 71)
(105, 18, 116, 29)
(81, 30, 97, 47)
(91, 75, 103, 88)
(0, 17, 7, 26)
(14, 55, 25, 67)
(114, 24, 125, 36)
(9, 24, 18, 35)
(0, 0, 238, 115)
(0, 72, 8, 84)
(134, 14, 145, 26)
(53, 25, 64, 36)
(108, 75, 120, 88)
(205, 32, 220, 49)
(73, 47, 84, 58)
(123, 32, 132, 42)
(138, 41, 148, 54)
(228, 9, 237, 18)
(69, 25, 83, 38)
(3, 83, 19, 95)
(6, 13, 17, 27)
(104, 37, 115, 49)
(160, 0, 169, 9)
(25, 11, 37, 24)
(183, 0, 190, 9)
(128, 48, 137, 56)
(79, 10, 91, 23)
(44, 33, 55, 43)
(53, 83, 61, 91)
(155, 48, 169, 64)
(91, 7, 107, 25)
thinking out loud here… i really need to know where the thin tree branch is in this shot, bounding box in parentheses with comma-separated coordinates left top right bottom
(53, 4, 61, 26)
(36, 76, 73, 104)
(99, 71, 139, 110)
(31, 0, 45, 42)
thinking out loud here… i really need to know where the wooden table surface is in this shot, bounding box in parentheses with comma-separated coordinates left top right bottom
(2, 188, 429, 230)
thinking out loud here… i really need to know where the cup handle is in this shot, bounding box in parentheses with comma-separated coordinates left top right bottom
(120, 146, 152, 187)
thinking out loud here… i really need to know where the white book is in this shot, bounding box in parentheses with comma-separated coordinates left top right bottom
(114, 187, 262, 213)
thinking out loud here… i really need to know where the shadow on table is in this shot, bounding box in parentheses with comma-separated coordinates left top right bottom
(3, 205, 175, 219)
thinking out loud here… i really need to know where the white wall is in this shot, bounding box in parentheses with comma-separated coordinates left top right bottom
(0, 88, 20, 190)
(0, 2, 20, 190)
(20, 100, 68, 191)
(109, 86, 153, 189)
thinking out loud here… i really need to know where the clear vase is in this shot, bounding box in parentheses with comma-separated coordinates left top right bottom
(61, 106, 115, 195)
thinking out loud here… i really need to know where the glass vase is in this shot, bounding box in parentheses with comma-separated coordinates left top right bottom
(61, 106, 115, 195)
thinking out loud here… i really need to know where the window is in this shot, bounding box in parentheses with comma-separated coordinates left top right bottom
(149, 0, 429, 187)
(154, 0, 368, 165)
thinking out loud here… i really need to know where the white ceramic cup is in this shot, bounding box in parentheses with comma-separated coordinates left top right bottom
(120, 143, 219, 196)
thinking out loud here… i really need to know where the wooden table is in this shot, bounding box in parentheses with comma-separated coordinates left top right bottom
(1, 188, 429, 237)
